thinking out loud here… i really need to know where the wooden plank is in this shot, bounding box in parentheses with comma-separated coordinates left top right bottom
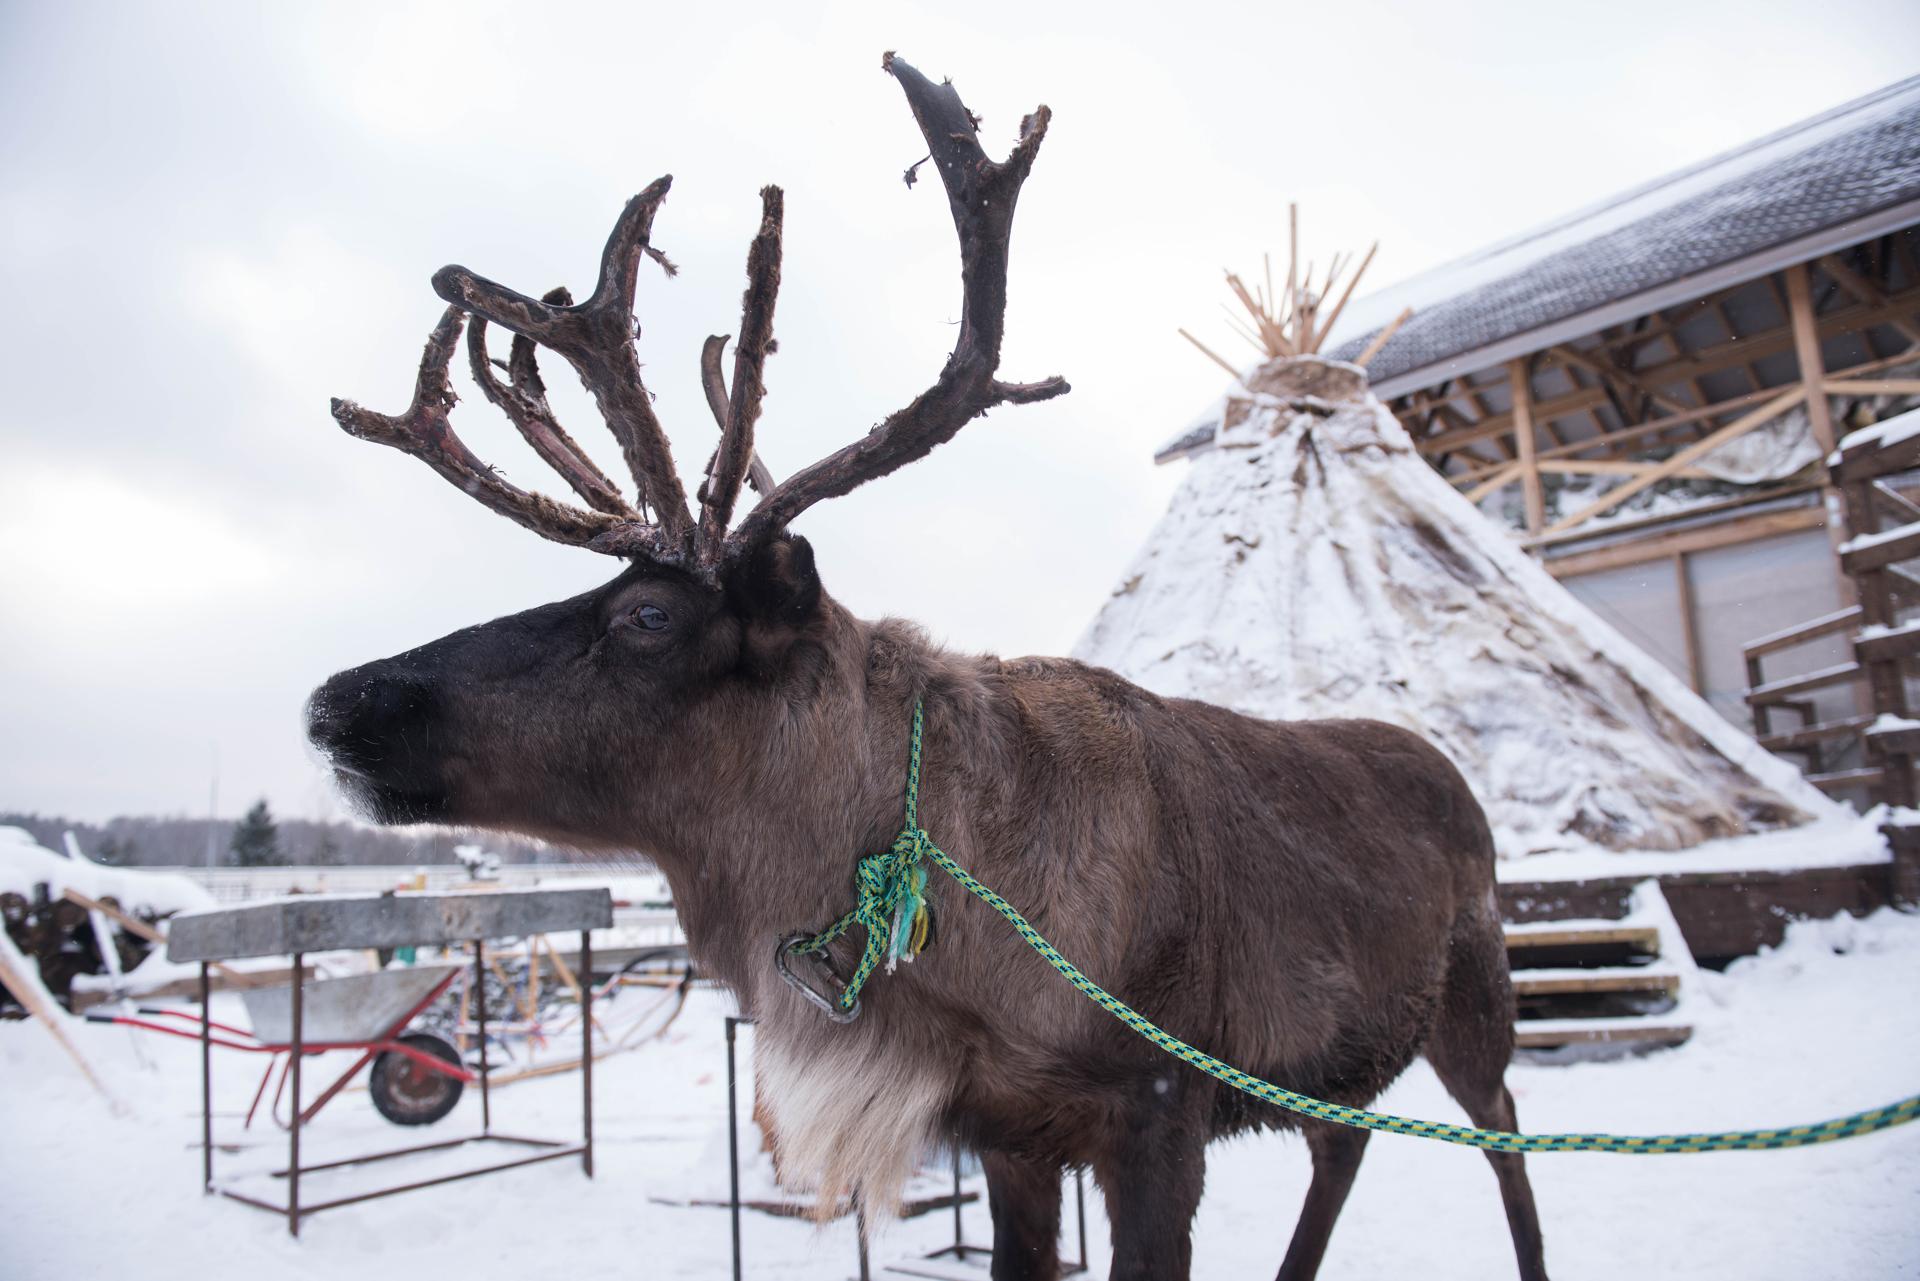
(1745, 660, 1861, 705)
(1514, 1021, 1692, 1050)
(1510, 358, 1545, 534)
(1742, 605, 1863, 659)
(1807, 766, 1885, 792)
(1543, 387, 1805, 535)
(1533, 459, 1714, 479)
(1757, 713, 1875, 753)
(1872, 481, 1920, 525)
(1824, 378, 1920, 396)
(1854, 624, 1920, 664)
(1542, 502, 1826, 578)
(1866, 724, 1920, 755)
(1835, 430, 1920, 484)
(1505, 923, 1660, 952)
(1512, 969, 1682, 997)
(1841, 522, 1920, 574)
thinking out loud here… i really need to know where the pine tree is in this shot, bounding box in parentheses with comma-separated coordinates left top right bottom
(229, 799, 282, 867)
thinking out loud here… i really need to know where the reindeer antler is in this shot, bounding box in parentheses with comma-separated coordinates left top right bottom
(329, 55, 1064, 575)
(725, 54, 1068, 555)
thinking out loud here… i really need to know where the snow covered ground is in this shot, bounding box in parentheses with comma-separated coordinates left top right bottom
(4, 909, 1918, 1280)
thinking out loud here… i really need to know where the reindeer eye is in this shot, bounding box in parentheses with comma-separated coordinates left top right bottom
(631, 604, 670, 631)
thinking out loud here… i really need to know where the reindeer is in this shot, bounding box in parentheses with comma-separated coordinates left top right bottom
(308, 54, 1549, 1281)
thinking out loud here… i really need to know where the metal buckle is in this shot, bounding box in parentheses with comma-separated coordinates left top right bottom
(775, 934, 861, 1023)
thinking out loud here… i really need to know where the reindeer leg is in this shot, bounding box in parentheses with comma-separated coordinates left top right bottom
(982, 1150, 1064, 1281)
(1428, 916, 1551, 1281)
(1093, 1080, 1209, 1281)
(1273, 1122, 1371, 1281)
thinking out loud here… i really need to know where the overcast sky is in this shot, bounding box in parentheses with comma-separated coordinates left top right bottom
(2, 1, 1914, 827)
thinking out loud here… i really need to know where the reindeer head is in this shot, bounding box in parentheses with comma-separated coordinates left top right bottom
(306, 56, 1065, 848)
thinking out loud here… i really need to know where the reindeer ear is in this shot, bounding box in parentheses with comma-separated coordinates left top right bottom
(727, 534, 821, 623)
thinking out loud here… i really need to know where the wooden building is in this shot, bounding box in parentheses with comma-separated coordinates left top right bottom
(1160, 76, 1920, 807)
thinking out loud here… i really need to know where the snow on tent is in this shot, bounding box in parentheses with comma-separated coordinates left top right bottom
(1075, 353, 1840, 858)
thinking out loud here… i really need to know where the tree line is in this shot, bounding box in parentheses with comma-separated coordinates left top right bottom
(0, 802, 563, 868)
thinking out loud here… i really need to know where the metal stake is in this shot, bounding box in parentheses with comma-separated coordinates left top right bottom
(951, 1147, 964, 1254)
(1074, 1170, 1088, 1271)
(581, 928, 594, 1177)
(288, 950, 303, 1237)
(200, 962, 212, 1193)
(474, 938, 490, 1134)
(726, 1015, 744, 1281)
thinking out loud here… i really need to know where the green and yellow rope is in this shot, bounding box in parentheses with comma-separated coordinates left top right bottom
(786, 700, 1920, 1154)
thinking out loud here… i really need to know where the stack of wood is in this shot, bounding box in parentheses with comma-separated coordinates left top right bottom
(0, 884, 157, 1013)
(1179, 203, 1411, 376)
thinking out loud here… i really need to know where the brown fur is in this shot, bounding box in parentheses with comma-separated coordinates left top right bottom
(307, 549, 1549, 1280)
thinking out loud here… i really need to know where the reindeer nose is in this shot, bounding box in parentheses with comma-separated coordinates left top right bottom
(306, 668, 436, 765)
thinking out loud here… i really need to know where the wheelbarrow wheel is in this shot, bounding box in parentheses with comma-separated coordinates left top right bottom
(369, 1032, 464, 1126)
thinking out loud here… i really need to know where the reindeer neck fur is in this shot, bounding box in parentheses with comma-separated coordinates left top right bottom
(635, 605, 994, 1219)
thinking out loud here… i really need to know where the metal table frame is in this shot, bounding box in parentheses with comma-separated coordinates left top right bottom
(169, 889, 612, 1236)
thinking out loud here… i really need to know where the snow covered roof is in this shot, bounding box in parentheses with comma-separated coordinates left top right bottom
(1159, 75, 1920, 462)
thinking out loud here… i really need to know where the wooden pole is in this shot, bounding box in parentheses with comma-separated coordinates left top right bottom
(1354, 308, 1413, 369)
(1674, 552, 1705, 695)
(1785, 263, 1837, 455)
(1177, 328, 1244, 381)
(1786, 260, 1858, 610)
(1311, 241, 1378, 352)
(1510, 358, 1545, 535)
(0, 933, 120, 1107)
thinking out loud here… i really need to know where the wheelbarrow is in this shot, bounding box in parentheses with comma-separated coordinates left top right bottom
(89, 965, 470, 1128)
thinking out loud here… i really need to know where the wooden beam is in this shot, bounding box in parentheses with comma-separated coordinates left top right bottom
(1549, 344, 1691, 417)
(1354, 307, 1413, 368)
(1540, 500, 1827, 578)
(1536, 459, 1714, 479)
(1407, 284, 1920, 436)
(1785, 263, 1838, 455)
(1673, 552, 1704, 693)
(1824, 379, 1920, 397)
(1819, 253, 1920, 344)
(1466, 461, 1525, 503)
(1510, 358, 1544, 534)
(1543, 387, 1806, 535)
